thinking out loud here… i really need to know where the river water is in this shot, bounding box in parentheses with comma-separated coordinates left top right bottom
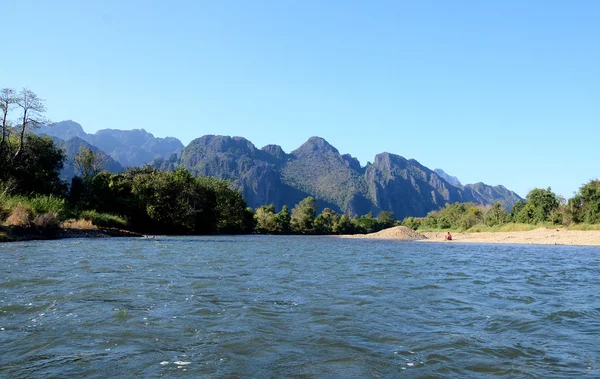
(1, 236, 599, 378)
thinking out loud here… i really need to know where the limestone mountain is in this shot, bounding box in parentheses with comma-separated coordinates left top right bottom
(38, 121, 523, 218)
(50, 136, 123, 181)
(37, 121, 184, 167)
(179, 135, 523, 218)
(434, 168, 462, 187)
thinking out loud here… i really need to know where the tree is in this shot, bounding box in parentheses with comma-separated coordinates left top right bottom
(74, 146, 108, 181)
(510, 201, 526, 221)
(572, 179, 600, 224)
(255, 204, 278, 234)
(485, 203, 509, 226)
(0, 88, 17, 157)
(14, 88, 47, 159)
(2, 134, 66, 195)
(314, 208, 339, 234)
(525, 187, 560, 223)
(377, 211, 396, 229)
(291, 196, 316, 234)
(333, 213, 354, 234)
(275, 205, 291, 234)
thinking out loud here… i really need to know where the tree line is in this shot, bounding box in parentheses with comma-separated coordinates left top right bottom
(403, 184, 600, 231)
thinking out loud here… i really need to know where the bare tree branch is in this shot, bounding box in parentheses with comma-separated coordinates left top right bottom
(14, 88, 47, 159)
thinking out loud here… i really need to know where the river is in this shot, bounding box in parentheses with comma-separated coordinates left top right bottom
(1, 236, 599, 378)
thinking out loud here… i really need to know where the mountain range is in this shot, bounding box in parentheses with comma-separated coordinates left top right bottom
(37, 120, 184, 167)
(36, 121, 522, 219)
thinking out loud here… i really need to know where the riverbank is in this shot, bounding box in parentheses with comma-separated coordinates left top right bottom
(420, 228, 600, 246)
(341, 226, 600, 246)
(0, 225, 143, 242)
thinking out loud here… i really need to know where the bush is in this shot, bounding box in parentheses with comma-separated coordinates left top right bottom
(61, 219, 96, 229)
(29, 195, 65, 215)
(5, 204, 34, 226)
(79, 210, 127, 228)
(33, 212, 60, 228)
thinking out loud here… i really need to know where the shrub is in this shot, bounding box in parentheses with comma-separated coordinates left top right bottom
(33, 212, 60, 228)
(29, 195, 65, 215)
(61, 219, 96, 229)
(79, 210, 127, 228)
(5, 204, 34, 226)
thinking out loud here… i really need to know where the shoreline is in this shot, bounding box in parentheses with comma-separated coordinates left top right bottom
(419, 228, 600, 246)
(0, 225, 143, 243)
(341, 226, 600, 247)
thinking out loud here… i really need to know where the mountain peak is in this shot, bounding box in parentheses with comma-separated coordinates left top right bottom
(294, 136, 339, 155)
(434, 168, 462, 187)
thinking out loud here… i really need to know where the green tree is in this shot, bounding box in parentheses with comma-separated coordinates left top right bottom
(355, 211, 378, 234)
(291, 196, 316, 234)
(74, 146, 107, 181)
(510, 200, 526, 221)
(333, 213, 354, 234)
(377, 211, 396, 229)
(525, 187, 560, 223)
(275, 205, 291, 234)
(255, 204, 277, 234)
(485, 203, 509, 226)
(571, 180, 600, 224)
(1, 134, 65, 196)
(314, 208, 339, 234)
(515, 203, 536, 224)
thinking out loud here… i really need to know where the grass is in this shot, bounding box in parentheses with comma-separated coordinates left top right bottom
(0, 194, 65, 215)
(78, 210, 127, 229)
(5, 204, 34, 226)
(61, 219, 96, 229)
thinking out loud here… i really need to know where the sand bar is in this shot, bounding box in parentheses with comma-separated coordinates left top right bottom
(341, 226, 600, 246)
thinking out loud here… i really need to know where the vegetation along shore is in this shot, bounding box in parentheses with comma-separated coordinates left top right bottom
(1, 86, 599, 243)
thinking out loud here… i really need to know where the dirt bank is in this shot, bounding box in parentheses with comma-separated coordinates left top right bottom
(0, 225, 143, 242)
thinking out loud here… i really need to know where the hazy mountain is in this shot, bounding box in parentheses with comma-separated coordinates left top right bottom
(37, 121, 184, 167)
(180, 135, 523, 218)
(50, 136, 123, 181)
(434, 168, 462, 187)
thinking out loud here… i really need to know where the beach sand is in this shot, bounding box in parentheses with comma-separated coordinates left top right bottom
(341, 226, 600, 246)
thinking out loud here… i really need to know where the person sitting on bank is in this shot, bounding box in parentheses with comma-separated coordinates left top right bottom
(445, 232, 452, 241)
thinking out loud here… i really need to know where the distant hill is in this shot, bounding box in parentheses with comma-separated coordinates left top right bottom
(50, 136, 123, 181)
(37, 121, 184, 167)
(179, 135, 523, 218)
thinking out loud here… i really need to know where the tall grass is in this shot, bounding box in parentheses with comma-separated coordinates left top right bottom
(0, 195, 65, 216)
(79, 210, 127, 229)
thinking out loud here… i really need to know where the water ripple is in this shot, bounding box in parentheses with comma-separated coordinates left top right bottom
(1, 236, 599, 377)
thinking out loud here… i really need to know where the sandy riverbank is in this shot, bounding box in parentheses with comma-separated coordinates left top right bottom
(341, 226, 600, 246)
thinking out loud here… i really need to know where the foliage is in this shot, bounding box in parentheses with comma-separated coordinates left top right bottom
(314, 208, 340, 234)
(275, 205, 291, 234)
(401, 216, 422, 230)
(0, 134, 66, 196)
(523, 187, 560, 223)
(291, 196, 316, 234)
(74, 146, 107, 180)
(255, 204, 277, 234)
(79, 210, 127, 228)
(568, 180, 600, 224)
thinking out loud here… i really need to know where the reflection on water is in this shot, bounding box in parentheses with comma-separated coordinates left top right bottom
(1, 236, 599, 377)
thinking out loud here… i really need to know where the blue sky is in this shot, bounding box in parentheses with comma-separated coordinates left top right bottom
(2, 0, 599, 199)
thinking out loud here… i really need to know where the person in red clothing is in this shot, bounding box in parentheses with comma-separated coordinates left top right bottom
(445, 232, 452, 241)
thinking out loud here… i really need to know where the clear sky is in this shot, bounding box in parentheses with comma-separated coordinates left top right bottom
(2, 0, 599, 199)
